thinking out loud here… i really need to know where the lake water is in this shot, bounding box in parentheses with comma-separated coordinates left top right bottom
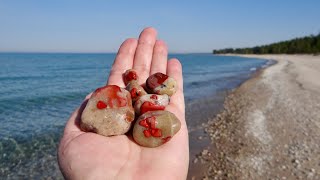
(0, 53, 269, 179)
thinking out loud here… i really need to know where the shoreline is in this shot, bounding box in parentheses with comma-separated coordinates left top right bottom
(186, 56, 272, 179)
(186, 54, 272, 179)
(190, 54, 320, 179)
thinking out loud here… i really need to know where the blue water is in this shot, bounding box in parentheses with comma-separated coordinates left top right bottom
(0, 53, 268, 178)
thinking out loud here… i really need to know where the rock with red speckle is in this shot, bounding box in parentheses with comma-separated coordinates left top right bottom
(126, 81, 147, 102)
(80, 85, 135, 136)
(134, 94, 170, 115)
(146, 72, 177, 96)
(123, 69, 139, 86)
(133, 110, 181, 147)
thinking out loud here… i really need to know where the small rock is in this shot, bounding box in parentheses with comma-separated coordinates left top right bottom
(193, 158, 198, 164)
(292, 159, 300, 164)
(126, 81, 147, 102)
(81, 85, 134, 136)
(123, 69, 139, 85)
(202, 149, 209, 156)
(146, 72, 177, 96)
(202, 176, 209, 180)
(134, 94, 169, 115)
(133, 110, 181, 147)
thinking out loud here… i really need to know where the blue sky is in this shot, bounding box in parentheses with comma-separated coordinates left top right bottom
(0, 0, 319, 53)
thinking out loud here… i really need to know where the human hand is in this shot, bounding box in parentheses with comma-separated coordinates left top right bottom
(58, 27, 189, 180)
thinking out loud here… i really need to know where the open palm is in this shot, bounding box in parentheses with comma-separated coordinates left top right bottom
(58, 27, 189, 180)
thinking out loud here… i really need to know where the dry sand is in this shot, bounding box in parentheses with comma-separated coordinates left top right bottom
(191, 55, 320, 179)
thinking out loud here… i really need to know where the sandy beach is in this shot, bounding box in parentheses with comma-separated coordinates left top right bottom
(191, 54, 320, 179)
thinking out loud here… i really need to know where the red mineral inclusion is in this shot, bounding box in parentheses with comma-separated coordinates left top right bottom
(94, 85, 127, 108)
(151, 129, 162, 137)
(124, 71, 138, 85)
(162, 136, 172, 143)
(147, 73, 168, 89)
(96, 101, 107, 109)
(150, 94, 158, 100)
(130, 88, 140, 99)
(143, 129, 152, 137)
(139, 116, 162, 138)
(140, 102, 165, 114)
(139, 119, 149, 128)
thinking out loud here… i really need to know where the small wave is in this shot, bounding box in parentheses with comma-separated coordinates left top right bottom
(250, 67, 257, 71)
(0, 75, 50, 81)
(0, 91, 87, 108)
(0, 131, 63, 179)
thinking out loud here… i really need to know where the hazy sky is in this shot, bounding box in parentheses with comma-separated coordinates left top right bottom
(0, 0, 319, 53)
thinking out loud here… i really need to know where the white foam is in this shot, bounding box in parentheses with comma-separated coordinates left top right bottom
(250, 67, 257, 71)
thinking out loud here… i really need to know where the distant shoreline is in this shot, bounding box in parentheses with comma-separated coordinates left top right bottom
(213, 33, 320, 54)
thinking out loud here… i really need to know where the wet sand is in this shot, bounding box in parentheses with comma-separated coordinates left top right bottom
(186, 91, 228, 178)
(189, 55, 320, 179)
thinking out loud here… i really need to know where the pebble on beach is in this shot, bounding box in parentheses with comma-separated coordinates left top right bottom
(146, 72, 177, 96)
(80, 85, 135, 136)
(133, 110, 181, 148)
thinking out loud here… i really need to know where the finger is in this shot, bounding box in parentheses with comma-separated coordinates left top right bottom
(64, 93, 93, 134)
(108, 38, 138, 87)
(133, 27, 157, 84)
(166, 58, 184, 112)
(64, 107, 82, 133)
(150, 40, 168, 75)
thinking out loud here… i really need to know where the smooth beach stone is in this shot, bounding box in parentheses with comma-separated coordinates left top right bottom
(126, 81, 147, 102)
(134, 94, 169, 115)
(133, 110, 181, 148)
(80, 85, 135, 136)
(146, 72, 177, 96)
(123, 69, 139, 86)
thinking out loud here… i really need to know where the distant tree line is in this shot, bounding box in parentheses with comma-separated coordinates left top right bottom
(213, 33, 320, 54)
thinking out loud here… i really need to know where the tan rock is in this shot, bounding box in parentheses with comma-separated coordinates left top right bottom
(133, 110, 181, 147)
(146, 72, 177, 96)
(134, 94, 169, 115)
(80, 85, 135, 136)
(123, 69, 139, 86)
(125, 81, 147, 102)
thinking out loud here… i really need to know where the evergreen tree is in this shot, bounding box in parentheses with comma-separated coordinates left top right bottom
(213, 33, 320, 54)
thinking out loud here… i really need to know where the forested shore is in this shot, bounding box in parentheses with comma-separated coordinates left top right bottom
(213, 33, 320, 54)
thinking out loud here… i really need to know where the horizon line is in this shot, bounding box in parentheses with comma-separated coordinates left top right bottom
(0, 51, 212, 54)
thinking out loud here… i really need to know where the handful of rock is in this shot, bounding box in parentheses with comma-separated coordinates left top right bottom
(80, 69, 180, 148)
